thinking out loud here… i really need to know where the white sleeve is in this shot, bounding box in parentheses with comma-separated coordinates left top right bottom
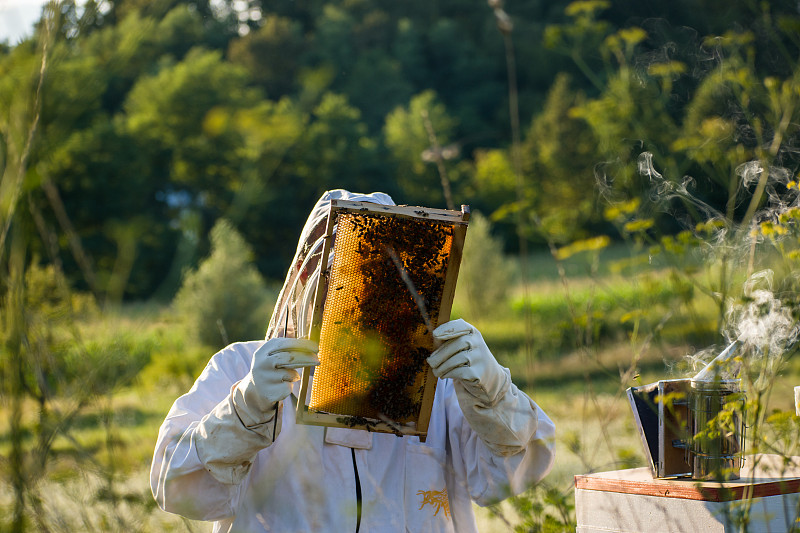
(444, 379, 556, 506)
(149, 342, 255, 521)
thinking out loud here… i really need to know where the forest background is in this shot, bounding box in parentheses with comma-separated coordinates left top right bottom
(3, 0, 800, 531)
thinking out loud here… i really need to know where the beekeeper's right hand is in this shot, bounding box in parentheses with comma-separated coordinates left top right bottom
(233, 338, 320, 427)
(195, 338, 319, 485)
(429, 319, 541, 457)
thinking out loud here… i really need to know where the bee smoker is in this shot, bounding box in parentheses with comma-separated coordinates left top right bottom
(687, 378, 745, 481)
(627, 341, 746, 481)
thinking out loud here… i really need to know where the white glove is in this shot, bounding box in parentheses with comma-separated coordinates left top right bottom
(232, 338, 320, 427)
(196, 338, 319, 484)
(428, 319, 538, 456)
(427, 319, 510, 405)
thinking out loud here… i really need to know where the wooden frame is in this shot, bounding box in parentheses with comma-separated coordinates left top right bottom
(296, 200, 470, 441)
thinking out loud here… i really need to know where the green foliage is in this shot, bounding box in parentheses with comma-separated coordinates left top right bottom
(4, 0, 800, 301)
(455, 212, 513, 319)
(511, 271, 700, 358)
(64, 335, 153, 396)
(24, 261, 98, 323)
(518, 73, 598, 243)
(505, 483, 575, 532)
(138, 339, 211, 393)
(384, 90, 457, 205)
(343, 49, 415, 130)
(227, 15, 306, 98)
(124, 47, 261, 190)
(1, 263, 97, 399)
(3, 262, 150, 401)
(173, 218, 274, 348)
(472, 149, 517, 214)
(292, 92, 380, 193)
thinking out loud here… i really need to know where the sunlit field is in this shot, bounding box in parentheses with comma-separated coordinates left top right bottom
(4, 242, 799, 531)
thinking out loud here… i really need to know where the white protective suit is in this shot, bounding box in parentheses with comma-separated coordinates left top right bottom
(151, 190, 556, 533)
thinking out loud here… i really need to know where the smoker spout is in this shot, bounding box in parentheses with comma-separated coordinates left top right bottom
(692, 340, 741, 382)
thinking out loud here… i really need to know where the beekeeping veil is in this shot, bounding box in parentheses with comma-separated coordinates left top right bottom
(265, 189, 395, 341)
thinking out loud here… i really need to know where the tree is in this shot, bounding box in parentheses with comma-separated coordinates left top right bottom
(341, 49, 413, 130)
(236, 92, 387, 279)
(384, 90, 458, 206)
(519, 73, 599, 243)
(227, 15, 306, 98)
(294, 92, 384, 194)
(6, 5, 243, 299)
(121, 47, 264, 291)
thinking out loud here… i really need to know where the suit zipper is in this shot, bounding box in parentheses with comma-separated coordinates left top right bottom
(351, 448, 362, 533)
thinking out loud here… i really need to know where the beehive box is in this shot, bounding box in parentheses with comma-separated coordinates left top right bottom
(296, 200, 470, 440)
(575, 454, 800, 533)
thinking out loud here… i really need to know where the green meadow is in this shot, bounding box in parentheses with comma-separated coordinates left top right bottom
(5, 240, 799, 532)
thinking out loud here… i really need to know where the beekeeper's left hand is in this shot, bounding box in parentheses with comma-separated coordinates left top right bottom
(427, 319, 510, 406)
(428, 318, 540, 456)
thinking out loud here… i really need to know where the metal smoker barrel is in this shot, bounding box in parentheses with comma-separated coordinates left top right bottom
(688, 378, 745, 481)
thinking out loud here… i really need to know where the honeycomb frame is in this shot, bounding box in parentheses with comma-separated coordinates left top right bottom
(296, 200, 470, 440)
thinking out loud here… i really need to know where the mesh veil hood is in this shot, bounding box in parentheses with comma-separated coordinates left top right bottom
(265, 189, 394, 340)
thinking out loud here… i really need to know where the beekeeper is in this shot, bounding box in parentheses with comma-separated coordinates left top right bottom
(150, 190, 555, 532)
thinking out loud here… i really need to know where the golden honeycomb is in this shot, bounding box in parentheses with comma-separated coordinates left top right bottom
(309, 211, 455, 422)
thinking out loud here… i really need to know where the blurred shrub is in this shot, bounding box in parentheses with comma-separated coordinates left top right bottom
(502, 482, 575, 533)
(25, 262, 100, 320)
(0, 262, 100, 400)
(455, 212, 514, 319)
(139, 338, 211, 392)
(173, 218, 275, 348)
(63, 335, 153, 395)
